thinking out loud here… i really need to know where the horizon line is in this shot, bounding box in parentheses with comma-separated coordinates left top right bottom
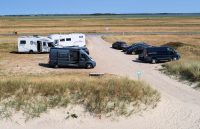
(1, 13, 200, 16)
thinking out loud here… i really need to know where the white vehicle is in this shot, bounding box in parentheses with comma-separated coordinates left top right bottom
(48, 33, 86, 47)
(18, 36, 54, 53)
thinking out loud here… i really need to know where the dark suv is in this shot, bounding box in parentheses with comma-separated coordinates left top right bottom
(139, 46, 180, 63)
(123, 42, 148, 52)
(126, 44, 151, 55)
(112, 41, 128, 50)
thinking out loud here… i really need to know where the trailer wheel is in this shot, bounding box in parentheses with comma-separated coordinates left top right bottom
(29, 50, 33, 54)
(86, 63, 93, 69)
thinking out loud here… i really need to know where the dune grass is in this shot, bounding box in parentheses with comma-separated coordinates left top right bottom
(163, 59, 200, 81)
(161, 43, 200, 88)
(0, 73, 160, 120)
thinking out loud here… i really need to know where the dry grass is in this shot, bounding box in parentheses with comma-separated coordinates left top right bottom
(163, 59, 200, 81)
(162, 45, 200, 89)
(1, 16, 200, 35)
(0, 73, 160, 120)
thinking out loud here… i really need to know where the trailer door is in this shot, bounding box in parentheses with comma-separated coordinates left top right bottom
(37, 41, 42, 52)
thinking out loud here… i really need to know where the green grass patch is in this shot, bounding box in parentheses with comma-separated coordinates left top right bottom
(162, 43, 200, 88)
(0, 73, 160, 120)
(162, 59, 200, 82)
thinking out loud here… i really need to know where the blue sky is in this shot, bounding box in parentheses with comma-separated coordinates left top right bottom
(0, 0, 199, 15)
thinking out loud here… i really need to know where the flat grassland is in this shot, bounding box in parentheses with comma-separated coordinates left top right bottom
(1, 16, 200, 35)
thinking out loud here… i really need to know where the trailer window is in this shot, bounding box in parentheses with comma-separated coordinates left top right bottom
(79, 36, 83, 38)
(48, 42, 54, 47)
(30, 41, 34, 45)
(66, 38, 71, 41)
(20, 40, 26, 44)
(43, 42, 46, 46)
(60, 39, 65, 42)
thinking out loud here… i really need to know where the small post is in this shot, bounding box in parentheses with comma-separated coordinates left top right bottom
(136, 71, 142, 80)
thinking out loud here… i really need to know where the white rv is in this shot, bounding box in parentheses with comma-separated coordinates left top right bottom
(18, 36, 54, 53)
(48, 33, 86, 47)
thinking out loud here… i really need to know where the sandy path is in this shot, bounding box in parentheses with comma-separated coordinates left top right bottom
(0, 35, 200, 129)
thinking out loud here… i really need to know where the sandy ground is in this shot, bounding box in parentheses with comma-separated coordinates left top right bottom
(0, 35, 200, 129)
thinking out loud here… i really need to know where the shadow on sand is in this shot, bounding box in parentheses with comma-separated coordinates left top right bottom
(38, 63, 86, 69)
(10, 51, 49, 54)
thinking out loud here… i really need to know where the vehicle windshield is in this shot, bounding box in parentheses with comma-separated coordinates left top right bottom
(81, 50, 93, 60)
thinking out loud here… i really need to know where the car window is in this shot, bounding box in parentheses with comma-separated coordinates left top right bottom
(58, 52, 69, 58)
(81, 54, 89, 60)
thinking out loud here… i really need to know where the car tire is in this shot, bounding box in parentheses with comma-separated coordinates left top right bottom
(86, 63, 93, 69)
(151, 59, 157, 64)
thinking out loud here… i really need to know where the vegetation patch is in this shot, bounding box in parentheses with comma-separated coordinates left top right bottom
(161, 42, 186, 49)
(161, 43, 200, 89)
(162, 59, 200, 82)
(0, 73, 160, 120)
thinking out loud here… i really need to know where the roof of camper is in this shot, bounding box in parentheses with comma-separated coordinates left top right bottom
(19, 35, 42, 38)
(19, 36, 53, 41)
(49, 33, 85, 38)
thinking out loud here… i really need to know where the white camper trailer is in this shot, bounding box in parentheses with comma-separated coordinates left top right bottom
(18, 36, 54, 53)
(48, 33, 86, 47)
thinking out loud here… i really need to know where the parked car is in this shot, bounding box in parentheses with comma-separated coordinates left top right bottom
(140, 46, 181, 63)
(126, 44, 151, 55)
(112, 41, 128, 50)
(49, 47, 96, 68)
(122, 42, 148, 52)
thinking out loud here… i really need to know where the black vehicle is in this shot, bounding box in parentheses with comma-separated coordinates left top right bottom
(112, 41, 128, 50)
(140, 46, 180, 63)
(126, 44, 151, 55)
(123, 42, 148, 52)
(49, 47, 96, 68)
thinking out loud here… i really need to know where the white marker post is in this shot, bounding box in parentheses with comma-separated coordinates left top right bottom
(137, 71, 142, 80)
